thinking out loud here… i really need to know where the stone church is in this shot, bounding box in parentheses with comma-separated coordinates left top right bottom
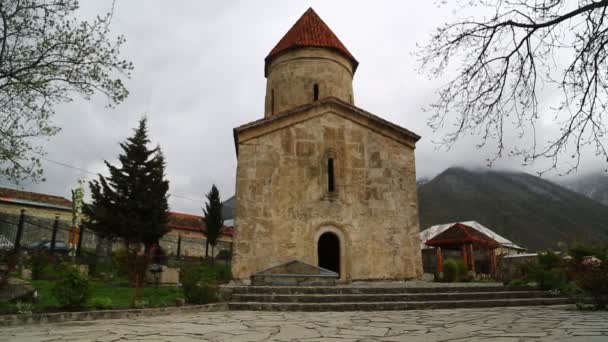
(231, 8, 422, 282)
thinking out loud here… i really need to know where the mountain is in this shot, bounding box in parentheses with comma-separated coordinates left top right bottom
(417, 167, 608, 251)
(562, 172, 608, 206)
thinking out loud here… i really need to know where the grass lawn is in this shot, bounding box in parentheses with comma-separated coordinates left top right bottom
(0, 262, 228, 315)
(27, 280, 183, 312)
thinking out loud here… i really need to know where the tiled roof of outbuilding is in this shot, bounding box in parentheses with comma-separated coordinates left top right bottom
(266, 8, 358, 72)
(168, 212, 234, 237)
(0, 186, 72, 209)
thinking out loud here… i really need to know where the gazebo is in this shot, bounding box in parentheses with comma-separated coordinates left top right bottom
(425, 223, 500, 277)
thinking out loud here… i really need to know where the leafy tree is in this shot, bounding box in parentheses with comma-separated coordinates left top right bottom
(203, 185, 223, 262)
(418, 0, 608, 174)
(0, 0, 133, 181)
(84, 117, 169, 266)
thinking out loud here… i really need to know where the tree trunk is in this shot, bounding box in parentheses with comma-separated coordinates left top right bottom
(211, 244, 215, 265)
(205, 240, 209, 260)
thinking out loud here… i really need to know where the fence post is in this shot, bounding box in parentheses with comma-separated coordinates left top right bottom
(50, 215, 59, 252)
(177, 234, 181, 258)
(13, 209, 26, 253)
(76, 225, 84, 257)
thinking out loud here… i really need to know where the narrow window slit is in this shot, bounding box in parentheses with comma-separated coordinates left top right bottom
(327, 158, 335, 193)
(313, 84, 319, 101)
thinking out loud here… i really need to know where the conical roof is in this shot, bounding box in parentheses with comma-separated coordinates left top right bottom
(265, 8, 358, 72)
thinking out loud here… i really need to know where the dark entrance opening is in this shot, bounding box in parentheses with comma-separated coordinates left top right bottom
(318, 232, 340, 275)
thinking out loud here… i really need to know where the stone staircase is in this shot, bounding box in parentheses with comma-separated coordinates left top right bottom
(225, 284, 572, 311)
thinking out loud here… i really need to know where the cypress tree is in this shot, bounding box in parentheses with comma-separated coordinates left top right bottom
(85, 117, 170, 251)
(203, 185, 223, 262)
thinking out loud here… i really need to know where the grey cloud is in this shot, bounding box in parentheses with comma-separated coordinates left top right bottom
(2, 0, 605, 214)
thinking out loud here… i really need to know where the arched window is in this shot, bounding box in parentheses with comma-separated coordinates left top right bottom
(271, 89, 275, 114)
(313, 83, 319, 101)
(327, 157, 335, 192)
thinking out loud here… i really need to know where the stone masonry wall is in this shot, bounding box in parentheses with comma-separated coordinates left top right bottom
(232, 110, 422, 281)
(264, 48, 354, 117)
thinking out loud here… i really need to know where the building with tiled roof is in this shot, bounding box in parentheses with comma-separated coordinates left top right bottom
(167, 211, 234, 238)
(231, 8, 423, 282)
(0, 186, 72, 211)
(0, 186, 73, 249)
(265, 8, 358, 75)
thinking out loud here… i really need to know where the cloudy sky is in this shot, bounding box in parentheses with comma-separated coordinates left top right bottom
(2, 1, 605, 214)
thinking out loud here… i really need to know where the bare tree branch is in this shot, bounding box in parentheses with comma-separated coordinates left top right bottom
(418, 0, 608, 175)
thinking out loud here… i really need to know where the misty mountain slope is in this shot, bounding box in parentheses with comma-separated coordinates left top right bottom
(417, 167, 608, 251)
(563, 172, 608, 206)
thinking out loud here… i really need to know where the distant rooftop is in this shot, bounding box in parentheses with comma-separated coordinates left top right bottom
(420, 221, 525, 251)
(0, 186, 72, 211)
(168, 211, 234, 237)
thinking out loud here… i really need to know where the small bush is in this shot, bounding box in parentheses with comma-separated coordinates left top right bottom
(52, 263, 91, 309)
(538, 250, 562, 270)
(456, 261, 469, 281)
(89, 296, 113, 310)
(529, 264, 567, 290)
(526, 251, 567, 291)
(30, 251, 53, 280)
(509, 278, 527, 286)
(443, 259, 459, 282)
(567, 247, 608, 309)
(112, 248, 130, 277)
(180, 265, 218, 304)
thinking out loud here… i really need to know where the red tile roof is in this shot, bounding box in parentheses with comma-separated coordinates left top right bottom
(0, 186, 72, 208)
(168, 212, 234, 237)
(265, 8, 358, 72)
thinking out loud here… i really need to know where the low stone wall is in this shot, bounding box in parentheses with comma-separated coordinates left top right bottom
(0, 303, 228, 326)
(251, 274, 337, 286)
(497, 254, 538, 283)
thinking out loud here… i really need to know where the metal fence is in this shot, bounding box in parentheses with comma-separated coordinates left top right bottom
(0, 209, 97, 255)
(0, 209, 232, 262)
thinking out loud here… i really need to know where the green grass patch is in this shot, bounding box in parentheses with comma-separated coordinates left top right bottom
(19, 280, 183, 313)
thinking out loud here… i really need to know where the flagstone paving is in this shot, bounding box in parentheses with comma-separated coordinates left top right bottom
(1, 306, 607, 341)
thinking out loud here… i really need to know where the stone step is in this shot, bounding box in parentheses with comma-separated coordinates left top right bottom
(228, 297, 572, 311)
(231, 291, 553, 303)
(224, 285, 533, 295)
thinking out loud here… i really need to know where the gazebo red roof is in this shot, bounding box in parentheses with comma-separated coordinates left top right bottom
(265, 8, 358, 74)
(425, 223, 500, 249)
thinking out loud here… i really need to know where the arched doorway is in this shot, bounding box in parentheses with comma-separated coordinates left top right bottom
(318, 232, 340, 275)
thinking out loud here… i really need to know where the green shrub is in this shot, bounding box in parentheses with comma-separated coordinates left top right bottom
(567, 253, 608, 309)
(568, 245, 608, 262)
(89, 296, 113, 310)
(456, 261, 469, 281)
(559, 281, 582, 296)
(509, 278, 527, 286)
(52, 263, 91, 309)
(443, 259, 459, 283)
(538, 250, 562, 270)
(178, 263, 231, 284)
(180, 265, 219, 304)
(112, 248, 130, 278)
(529, 263, 567, 291)
(30, 251, 52, 280)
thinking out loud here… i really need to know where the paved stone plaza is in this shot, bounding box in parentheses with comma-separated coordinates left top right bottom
(1, 306, 608, 341)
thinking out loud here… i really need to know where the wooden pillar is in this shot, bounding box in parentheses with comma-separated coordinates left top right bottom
(490, 249, 497, 275)
(468, 243, 475, 273)
(461, 244, 468, 266)
(436, 247, 444, 274)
